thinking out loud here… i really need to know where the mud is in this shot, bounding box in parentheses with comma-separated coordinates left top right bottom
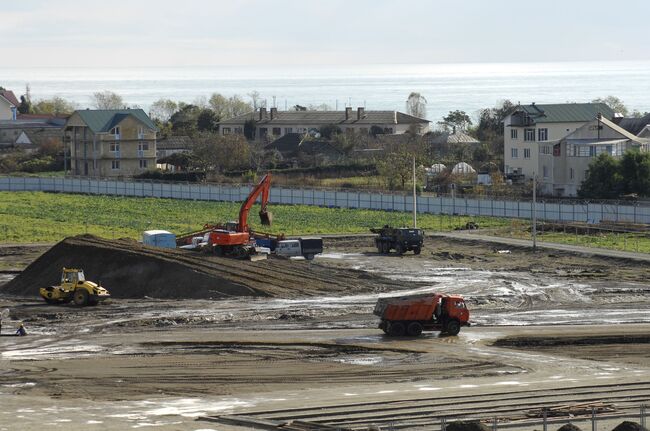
(2, 235, 403, 299)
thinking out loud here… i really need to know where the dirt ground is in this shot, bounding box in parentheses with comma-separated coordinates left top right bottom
(0, 235, 649, 430)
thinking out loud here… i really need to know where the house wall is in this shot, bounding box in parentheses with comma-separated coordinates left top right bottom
(68, 115, 156, 178)
(0, 99, 14, 121)
(504, 118, 585, 178)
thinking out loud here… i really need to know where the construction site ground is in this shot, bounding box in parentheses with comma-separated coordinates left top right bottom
(0, 235, 649, 430)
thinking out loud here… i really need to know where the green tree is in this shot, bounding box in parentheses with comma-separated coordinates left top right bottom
(92, 91, 124, 109)
(438, 110, 472, 132)
(620, 150, 650, 196)
(376, 135, 426, 190)
(17, 95, 32, 114)
(319, 124, 342, 139)
(32, 97, 76, 116)
(208, 93, 230, 119)
(592, 96, 629, 116)
(197, 108, 219, 132)
(190, 133, 250, 173)
(169, 104, 201, 136)
(578, 153, 623, 199)
(244, 119, 256, 140)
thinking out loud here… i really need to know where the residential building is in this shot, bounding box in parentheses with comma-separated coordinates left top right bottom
(265, 133, 343, 166)
(63, 109, 157, 177)
(218, 107, 430, 142)
(617, 112, 650, 138)
(428, 128, 480, 158)
(0, 90, 19, 120)
(156, 135, 193, 159)
(0, 116, 66, 152)
(538, 114, 649, 197)
(503, 102, 615, 179)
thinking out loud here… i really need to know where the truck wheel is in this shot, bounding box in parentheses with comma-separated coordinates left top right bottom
(413, 247, 421, 255)
(214, 246, 223, 257)
(73, 289, 89, 306)
(444, 319, 461, 336)
(304, 253, 314, 260)
(389, 322, 406, 336)
(407, 322, 423, 336)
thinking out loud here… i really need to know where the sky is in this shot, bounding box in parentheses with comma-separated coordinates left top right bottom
(2, 0, 649, 67)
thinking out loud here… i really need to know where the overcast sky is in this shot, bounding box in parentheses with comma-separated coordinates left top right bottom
(3, 0, 649, 67)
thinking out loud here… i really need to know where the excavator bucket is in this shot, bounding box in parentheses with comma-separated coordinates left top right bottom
(259, 210, 272, 226)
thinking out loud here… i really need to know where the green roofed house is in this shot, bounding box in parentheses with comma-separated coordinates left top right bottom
(503, 102, 616, 180)
(64, 109, 157, 177)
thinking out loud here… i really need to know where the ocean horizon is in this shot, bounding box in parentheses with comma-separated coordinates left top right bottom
(1, 60, 649, 123)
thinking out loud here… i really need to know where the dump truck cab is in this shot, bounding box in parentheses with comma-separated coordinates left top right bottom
(39, 268, 110, 306)
(374, 293, 470, 336)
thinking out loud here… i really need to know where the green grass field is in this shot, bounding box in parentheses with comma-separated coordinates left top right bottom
(0, 191, 508, 243)
(1, 191, 648, 254)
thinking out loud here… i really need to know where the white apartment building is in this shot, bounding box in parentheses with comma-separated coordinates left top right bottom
(538, 115, 649, 197)
(503, 102, 615, 179)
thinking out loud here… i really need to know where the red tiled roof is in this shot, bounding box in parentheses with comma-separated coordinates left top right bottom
(0, 90, 20, 107)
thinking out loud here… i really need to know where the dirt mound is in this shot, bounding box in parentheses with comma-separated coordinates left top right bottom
(612, 422, 648, 431)
(557, 424, 582, 431)
(2, 235, 395, 299)
(445, 421, 490, 431)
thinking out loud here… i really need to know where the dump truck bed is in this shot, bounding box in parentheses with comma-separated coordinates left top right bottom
(373, 294, 439, 321)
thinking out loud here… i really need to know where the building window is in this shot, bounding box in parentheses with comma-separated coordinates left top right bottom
(524, 148, 531, 159)
(222, 127, 231, 135)
(511, 148, 518, 158)
(543, 165, 548, 178)
(138, 126, 145, 138)
(138, 142, 149, 151)
(383, 127, 394, 134)
(510, 129, 518, 140)
(569, 168, 574, 179)
(110, 127, 121, 139)
(524, 128, 535, 141)
(538, 128, 548, 141)
(109, 143, 120, 152)
(540, 145, 551, 155)
(111, 160, 120, 170)
(284, 128, 293, 134)
(272, 127, 282, 136)
(259, 128, 268, 137)
(234, 127, 243, 134)
(139, 159, 148, 169)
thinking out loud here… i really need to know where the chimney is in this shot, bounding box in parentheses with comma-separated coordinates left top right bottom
(345, 107, 352, 120)
(259, 107, 267, 121)
(357, 107, 365, 120)
(270, 107, 277, 120)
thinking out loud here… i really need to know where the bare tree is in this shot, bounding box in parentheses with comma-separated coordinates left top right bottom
(149, 99, 178, 122)
(406, 92, 427, 119)
(92, 91, 124, 109)
(248, 91, 261, 110)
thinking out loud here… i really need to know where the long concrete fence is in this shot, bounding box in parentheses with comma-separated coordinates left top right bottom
(2, 176, 649, 224)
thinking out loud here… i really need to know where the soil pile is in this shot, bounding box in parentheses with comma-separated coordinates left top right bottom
(1, 235, 395, 299)
(445, 421, 490, 431)
(612, 422, 648, 431)
(557, 424, 582, 431)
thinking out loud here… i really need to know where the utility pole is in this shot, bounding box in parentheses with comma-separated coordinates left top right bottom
(532, 172, 537, 252)
(413, 156, 417, 228)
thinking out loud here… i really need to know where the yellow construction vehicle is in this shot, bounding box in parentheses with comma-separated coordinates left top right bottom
(39, 268, 110, 306)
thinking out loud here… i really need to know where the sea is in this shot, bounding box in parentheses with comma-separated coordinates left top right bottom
(1, 61, 649, 123)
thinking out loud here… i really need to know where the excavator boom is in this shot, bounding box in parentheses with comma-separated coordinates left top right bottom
(238, 173, 272, 232)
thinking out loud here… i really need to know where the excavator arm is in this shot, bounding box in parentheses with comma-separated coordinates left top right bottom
(238, 173, 272, 233)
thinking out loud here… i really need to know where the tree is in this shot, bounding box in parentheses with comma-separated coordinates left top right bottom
(307, 103, 332, 111)
(376, 135, 426, 190)
(190, 133, 250, 173)
(92, 91, 124, 109)
(18, 95, 32, 114)
(247, 91, 261, 110)
(592, 96, 629, 116)
(149, 99, 178, 122)
(197, 109, 219, 132)
(406, 92, 427, 119)
(244, 119, 256, 140)
(438, 110, 472, 132)
(169, 103, 201, 136)
(208, 93, 229, 119)
(32, 97, 76, 116)
(620, 150, 650, 196)
(475, 99, 515, 163)
(228, 95, 253, 117)
(578, 153, 623, 199)
(319, 124, 342, 139)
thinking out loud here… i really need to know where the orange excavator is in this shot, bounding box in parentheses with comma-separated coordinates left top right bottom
(176, 173, 273, 258)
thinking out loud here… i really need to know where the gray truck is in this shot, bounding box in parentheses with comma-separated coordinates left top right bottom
(370, 226, 424, 255)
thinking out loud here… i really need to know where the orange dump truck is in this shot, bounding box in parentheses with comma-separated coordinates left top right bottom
(373, 293, 470, 336)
